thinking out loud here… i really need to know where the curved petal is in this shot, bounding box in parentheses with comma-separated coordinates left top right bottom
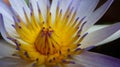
(0, 57, 20, 67)
(50, 0, 99, 24)
(59, 0, 73, 17)
(76, 0, 99, 20)
(0, 1, 13, 15)
(96, 29, 120, 46)
(82, 0, 113, 34)
(50, 0, 74, 23)
(80, 22, 120, 48)
(73, 51, 120, 67)
(87, 25, 109, 33)
(0, 57, 35, 67)
(0, 40, 15, 57)
(9, 0, 31, 22)
(29, 0, 39, 21)
(0, 14, 16, 45)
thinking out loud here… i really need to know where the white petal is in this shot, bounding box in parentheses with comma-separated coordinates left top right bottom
(50, 0, 99, 24)
(0, 57, 27, 67)
(0, 57, 20, 67)
(0, 9, 16, 35)
(0, 57, 34, 67)
(76, 0, 99, 20)
(37, 0, 50, 22)
(85, 25, 120, 49)
(50, 0, 75, 23)
(50, 0, 59, 23)
(0, 40, 15, 57)
(87, 25, 109, 33)
(80, 22, 120, 48)
(59, 0, 73, 17)
(0, 1, 13, 16)
(74, 51, 120, 67)
(96, 29, 120, 46)
(0, 14, 16, 45)
(9, 0, 31, 22)
(82, 0, 113, 33)
(29, 0, 39, 21)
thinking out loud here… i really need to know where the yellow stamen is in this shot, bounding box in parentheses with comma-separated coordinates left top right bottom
(10, 3, 87, 67)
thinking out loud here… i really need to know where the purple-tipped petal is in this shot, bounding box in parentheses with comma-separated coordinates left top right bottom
(81, 22, 120, 48)
(9, 0, 31, 22)
(50, 0, 99, 24)
(29, 0, 39, 21)
(50, 0, 59, 23)
(37, 0, 50, 22)
(76, 0, 99, 20)
(74, 51, 120, 67)
(0, 40, 15, 57)
(82, 0, 113, 33)
(59, 0, 73, 17)
(0, 14, 16, 45)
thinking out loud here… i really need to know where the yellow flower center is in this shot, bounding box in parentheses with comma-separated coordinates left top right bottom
(8, 4, 87, 67)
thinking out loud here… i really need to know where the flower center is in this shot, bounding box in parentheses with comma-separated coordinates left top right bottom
(8, 2, 88, 66)
(34, 27, 58, 55)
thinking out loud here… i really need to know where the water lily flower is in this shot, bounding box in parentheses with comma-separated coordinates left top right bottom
(0, 0, 120, 67)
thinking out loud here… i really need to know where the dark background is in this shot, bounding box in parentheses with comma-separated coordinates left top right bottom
(90, 0, 120, 59)
(97, 0, 120, 24)
(0, 0, 120, 59)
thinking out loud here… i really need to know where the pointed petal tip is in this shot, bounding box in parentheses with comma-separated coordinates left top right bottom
(81, 22, 120, 48)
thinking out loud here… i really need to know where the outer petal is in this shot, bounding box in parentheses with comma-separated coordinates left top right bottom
(76, 0, 99, 20)
(0, 14, 16, 45)
(80, 22, 120, 48)
(82, 0, 113, 33)
(0, 2, 14, 34)
(0, 40, 15, 57)
(0, 57, 33, 67)
(0, 57, 20, 67)
(0, 1, 13, 15)
(73, 51, 120, 67)
(96, 29, 120, 46)
(87, 25, 109, 33)
(86, 25, 120, 48)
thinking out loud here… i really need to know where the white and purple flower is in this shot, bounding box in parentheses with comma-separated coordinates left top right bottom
(0, 0, 120, 67)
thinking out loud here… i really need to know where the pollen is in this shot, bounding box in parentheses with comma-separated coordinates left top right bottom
(8, 2, 88, 67)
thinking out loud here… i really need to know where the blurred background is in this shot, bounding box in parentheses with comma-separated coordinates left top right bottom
(90, 0, 120, 59)
(0, 0, 120, 59)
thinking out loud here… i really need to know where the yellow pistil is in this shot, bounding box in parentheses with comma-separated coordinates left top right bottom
(9, 3, 87, 67)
